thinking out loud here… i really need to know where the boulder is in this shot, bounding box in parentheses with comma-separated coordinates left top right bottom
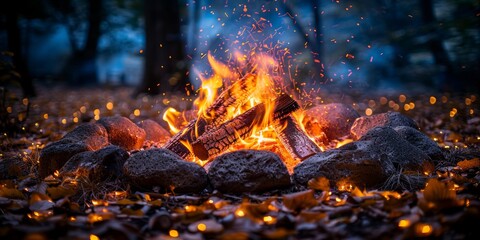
(39, 142, 92, 178)
(62, 123, 109, 150)
(123, 148, 207, 193)
(60, 145, 129, 182)
(98, 116, 146, 151)
(137, 119, 170, 143)
(393, 126, 445, 162)
(38, 123, 109, 178)
(303, 103, 359, 141)
(350, 112, 418, 140)
(293, 127, 432, 190)
(207, 150, 291, 194)
(0, 157, 29, 179)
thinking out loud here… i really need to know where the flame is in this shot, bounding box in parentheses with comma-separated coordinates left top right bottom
(163, 107, 182, 134)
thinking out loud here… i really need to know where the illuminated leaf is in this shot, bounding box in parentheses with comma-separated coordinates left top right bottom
(283, 190, 318, 212)
(115, 199, 138, 205)
(457, 158, 480, 170)
(47, 186, 76, 200)
(423, 178, 456, 203)
(299, 210, 327, 222)
(149, 199, 163, 206)
(0, 188, 24, 199)
(29, 192, 51, 205)
(307, 176, 330, 192)
(121, 208, 144, 216)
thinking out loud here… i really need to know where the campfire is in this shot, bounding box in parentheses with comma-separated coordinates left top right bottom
(162, 53, 321, 169)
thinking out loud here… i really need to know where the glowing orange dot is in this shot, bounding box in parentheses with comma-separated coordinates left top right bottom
(169, 229, 179, 237)
(90, 234, 100, 240)
(106, 102, 114, 110)
(197, 223, 206, 231)
(365, 108, 373, 116)
(398, 219, 410, 228)
(235, 209, 245, 217)
(399, 94, 406, 103)
(429, 96, 436, 104)
(133, 109, 141, 117)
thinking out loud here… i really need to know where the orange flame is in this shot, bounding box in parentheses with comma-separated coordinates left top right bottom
(163, 107, 182, 134)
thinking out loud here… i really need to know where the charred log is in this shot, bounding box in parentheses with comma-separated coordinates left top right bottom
(162, 74, 257, 158)
(274, 115, 321, 161)
(192, 94, 300, 160)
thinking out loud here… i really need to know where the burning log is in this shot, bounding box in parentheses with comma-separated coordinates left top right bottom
(192, 94, 300, 160)
(274, 115, 321, 161)
(163, 74, 257, 158)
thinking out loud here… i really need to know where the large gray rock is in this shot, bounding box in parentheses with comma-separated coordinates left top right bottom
(137, 119, 170, 143)
(293, 127, 432, 189)
(62, 123, 109, 149)
(0, 157, 29, 179)
(98, 116, 146, 151)
(123, 148, 207, 193)
(207, 150, 291, 193)
(39, 123, 109, 178)
(393, 126, 445, 162)
(303, 103, 359, 142)
(350, 112, 418, 140)
(60, 145, 129, 182)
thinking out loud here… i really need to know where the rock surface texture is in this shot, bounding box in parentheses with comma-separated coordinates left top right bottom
(60, 145, 129, 182)
(137, 119, 170, 143)
(294, 127, 432, 189)
(39, 123, 109, 178)
(123, 148, 208, 193)
(98, 116, 146, 151)
(303, 103, 360, 142)
(350, 112, 418, 140)
(207, 150, 291, 193)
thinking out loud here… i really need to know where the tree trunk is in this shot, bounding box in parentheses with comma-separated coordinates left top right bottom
(420, 0, 455, 91)
(63, 0, 102, 86)
(5, 2, 36, 97)
(136, 0, 187, 96)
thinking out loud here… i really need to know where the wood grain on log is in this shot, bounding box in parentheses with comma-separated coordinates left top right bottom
(162, 74, 257, 158)
(274, 115, 321, 161)
(192, 94, 300, 160)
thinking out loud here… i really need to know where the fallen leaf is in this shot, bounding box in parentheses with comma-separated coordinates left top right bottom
(29, 200, 54, 211)
(308, 176, 330, 192)
(457, 158, 480, 170)
(0, 187, 25, 199)
(283, 190, 318, 212)
(47, 186, 76, 200)
(423, 178, 456, 203)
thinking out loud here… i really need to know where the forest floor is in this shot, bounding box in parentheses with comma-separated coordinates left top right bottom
(1, 86, 480, 239)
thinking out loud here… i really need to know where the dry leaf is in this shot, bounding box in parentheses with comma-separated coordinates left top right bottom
(283, 190, 318, 212)
(423, 178, 456, 203)
(0, 188, 25, 199)
(299, 210, 327, 222)
(47, 186, 75, 200)
(29, 192, 51, 205)
(307, 176, 330, 192)
(457, 158, 480, 170)
(29, 200, 54, 211)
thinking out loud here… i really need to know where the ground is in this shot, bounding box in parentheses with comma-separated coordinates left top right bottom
(1, 86, 479, 239)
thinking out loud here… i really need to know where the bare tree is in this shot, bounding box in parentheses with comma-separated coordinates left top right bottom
(135, 0, 187, 96)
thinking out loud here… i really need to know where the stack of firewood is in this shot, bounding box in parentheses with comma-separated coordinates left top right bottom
(162, 74, 321, 161)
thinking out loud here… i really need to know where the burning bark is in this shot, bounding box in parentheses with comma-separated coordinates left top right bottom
(162, 74, 257, 157)
(192, 94, 300, 160)
(274, 115, 321, 161)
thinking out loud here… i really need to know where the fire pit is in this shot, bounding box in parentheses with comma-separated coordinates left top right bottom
(32, 53, 439, 195)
